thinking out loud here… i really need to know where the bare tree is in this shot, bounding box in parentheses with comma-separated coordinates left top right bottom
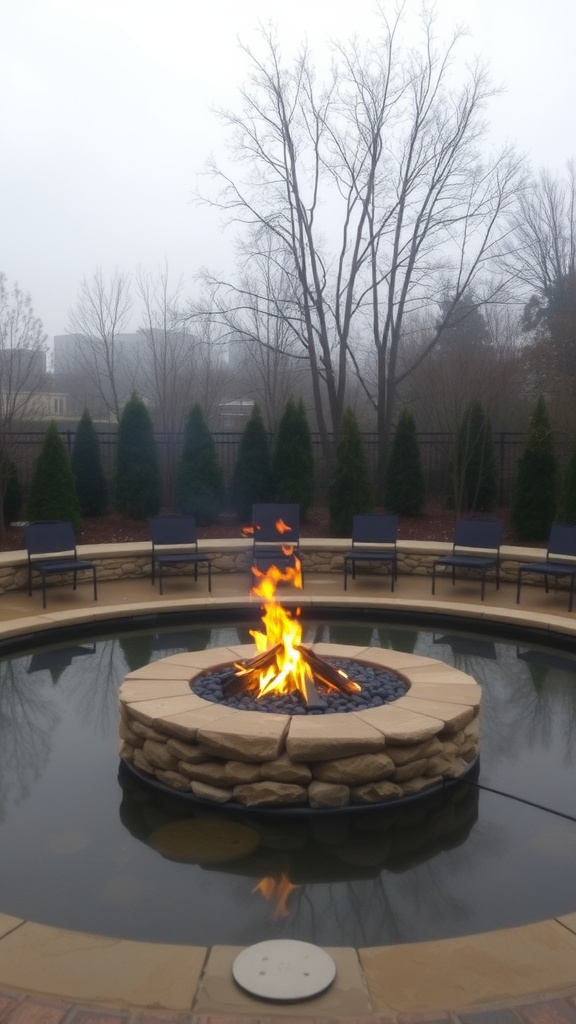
(199, 10, 524, 469)
(136, 266, 198, 434)
(510, 163, 576, 302)
(136, 266, 233, 502)
(509, 164, 576, 426)
(66, 268, 133, 422)
(0, 274, 48, 533)
(203, 233, 309, 428)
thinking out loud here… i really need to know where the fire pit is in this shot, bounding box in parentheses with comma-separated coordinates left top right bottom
(119, 555, 481, 810)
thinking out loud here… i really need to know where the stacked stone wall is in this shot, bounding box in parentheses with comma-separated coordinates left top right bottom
(0, 539, 559, 596)
(119, 646, 481, 810)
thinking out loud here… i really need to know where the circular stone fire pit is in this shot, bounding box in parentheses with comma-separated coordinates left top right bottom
(118, 643, 481, 810)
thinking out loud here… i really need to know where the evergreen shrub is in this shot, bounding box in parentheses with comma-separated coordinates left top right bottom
(71, 409, 108, 517)
(175, 404, 225, 524)
(3, 458, 22, 524)
(559, 444, 576, 522)
(328, 407, 373, 535)
(114, 393, 161, 520)
(27, 421, 82, 533)
(384, 408, 425, 515)
(450, 400, 498, 513)
(230, 405, 273, 521)
(273, 398, 315, 519)
(510, 396, 557, 542)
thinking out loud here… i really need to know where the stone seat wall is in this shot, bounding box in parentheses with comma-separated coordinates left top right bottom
(0, 538, 559, 596)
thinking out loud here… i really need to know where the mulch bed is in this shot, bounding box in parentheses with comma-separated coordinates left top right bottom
(0, 506, 522, 552)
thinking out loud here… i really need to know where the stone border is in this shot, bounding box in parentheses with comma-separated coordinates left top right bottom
(119, 643, 481, 809)
(0, 537, 563, 596)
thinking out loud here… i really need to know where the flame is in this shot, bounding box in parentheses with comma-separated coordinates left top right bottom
(236, 557, 311, 699)
(253, 872, 300, 919)
(235, 515, 359, 700)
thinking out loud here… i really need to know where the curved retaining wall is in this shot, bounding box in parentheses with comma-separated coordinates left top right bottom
(0, 537, 557, 596)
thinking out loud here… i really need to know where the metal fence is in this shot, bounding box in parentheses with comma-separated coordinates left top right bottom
(7, 428, 571, 510)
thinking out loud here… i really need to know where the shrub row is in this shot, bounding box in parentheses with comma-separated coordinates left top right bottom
(4, 393, 573, 544)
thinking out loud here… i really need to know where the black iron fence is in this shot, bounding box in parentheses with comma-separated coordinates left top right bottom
(7, 428, 572, 510)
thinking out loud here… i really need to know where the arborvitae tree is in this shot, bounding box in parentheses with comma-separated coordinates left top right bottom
(71, 409, 108, 517)
(114, 393, 161, 520)
(230, 405, 273, 521)
(328, 407, 373, 536)
(559, 444, 576, 522)
(175, 404, 225, 524)
(273, 398, 315, 519)
(3, 458, 22, 524)
(384, 408, 425, 515)
(450, 400, 498, 515)
(511, 396, 557, 542)
(27, 420, 82, 533)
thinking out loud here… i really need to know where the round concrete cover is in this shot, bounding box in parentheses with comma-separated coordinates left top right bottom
(232, 939, 336, 1001)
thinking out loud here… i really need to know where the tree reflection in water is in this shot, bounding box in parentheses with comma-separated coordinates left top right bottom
(1, 618, 576, 946)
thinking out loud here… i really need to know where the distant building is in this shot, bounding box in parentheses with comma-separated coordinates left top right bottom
(0, 348, 47, 389)
(218, 399, 254, 430)
(53, 332, 144, 374)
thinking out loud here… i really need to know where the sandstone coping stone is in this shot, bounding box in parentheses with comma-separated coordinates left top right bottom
(393, 695, 476, 732)
(286, 713, 386, 761)
(125, 692, 213, 725)
(152, 704, 240, 740)
(356, 704, 446, 743)
(197, 711, 290, 762)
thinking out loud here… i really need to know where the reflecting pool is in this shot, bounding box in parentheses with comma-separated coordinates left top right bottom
(1, 616, 576, 947)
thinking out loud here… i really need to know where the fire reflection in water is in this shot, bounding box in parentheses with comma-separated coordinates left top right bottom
(253, 871, 300, 919)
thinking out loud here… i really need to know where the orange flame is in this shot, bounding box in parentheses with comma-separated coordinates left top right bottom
(236, 557, 311, 699)
(253, 872, 300, 918)
(275, 518, 291, 534)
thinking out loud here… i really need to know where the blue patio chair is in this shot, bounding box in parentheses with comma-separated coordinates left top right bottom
(344, 513, 398, 591)
(516, 523, 576, 612)
(250, 503, 301, 580)
(149, 515, 212, 595)
(24, 520, 98, 609)
(431, 517, 504, 602)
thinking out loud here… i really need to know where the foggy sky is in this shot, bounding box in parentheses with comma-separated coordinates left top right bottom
(1, 0, 575, 347)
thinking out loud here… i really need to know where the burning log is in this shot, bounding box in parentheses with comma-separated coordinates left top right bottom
(225, 642, 360, 704)
(223, 549, 362, 706)
(298, 645, 361, 695)
(223, 644, 283, 697)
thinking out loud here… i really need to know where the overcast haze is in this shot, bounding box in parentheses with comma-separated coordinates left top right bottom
(1, 0, 575, 348)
